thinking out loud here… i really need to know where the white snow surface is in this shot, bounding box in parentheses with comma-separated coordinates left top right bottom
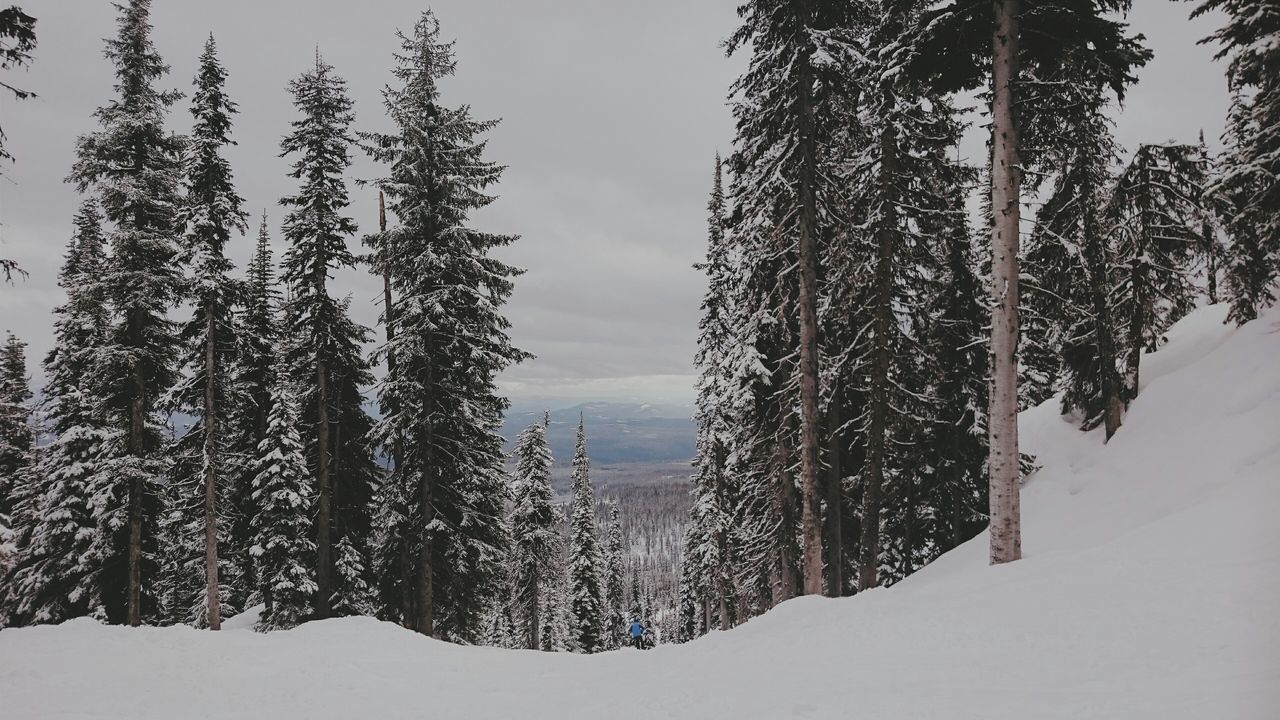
(2, 303, 1278, 719)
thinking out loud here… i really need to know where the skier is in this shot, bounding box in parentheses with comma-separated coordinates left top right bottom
(628, 618, 646, 649)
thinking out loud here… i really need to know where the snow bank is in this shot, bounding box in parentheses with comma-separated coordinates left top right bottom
(2, 303, 1278, 719)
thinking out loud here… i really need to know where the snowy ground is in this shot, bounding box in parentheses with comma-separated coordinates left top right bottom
(2, 303, 1278, 719)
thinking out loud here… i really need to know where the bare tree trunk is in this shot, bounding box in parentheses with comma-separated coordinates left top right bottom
(1126, 160, 1153, 400)
(859, 123, 900, 591)
(128, 389, 144, 627)
(988, 0, 1023, 566)
(204, 315, 221, 630)
(825, 400, 844, 597)
(529, 571, 540, 650)
(416, 363, 435, 637)
(796, 47, 824, 598)
(773, 425, 798, 604)
(315, 361, 332, 619)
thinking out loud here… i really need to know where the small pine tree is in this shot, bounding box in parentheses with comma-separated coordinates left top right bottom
(0, 331, 33, 625)
(508, 416, 560, 650)
(566, 415, 605, 653)
(249, 357, 316, 631)
(603, 502, 627, 649)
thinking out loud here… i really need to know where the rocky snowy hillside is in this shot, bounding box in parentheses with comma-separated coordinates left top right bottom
(1, 303, 1277, 719)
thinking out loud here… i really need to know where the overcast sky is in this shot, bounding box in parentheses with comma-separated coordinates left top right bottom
(0, 1, 1229, 408)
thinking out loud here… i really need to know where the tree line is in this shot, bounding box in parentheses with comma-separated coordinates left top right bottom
(676, 0, 1278, 640)
(0, 1, 645, 650)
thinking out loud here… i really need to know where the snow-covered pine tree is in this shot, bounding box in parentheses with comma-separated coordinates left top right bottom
(225, 214, 278, 614)
(248, 354, 316, 631)
(1108, 142, 1205, 399)
(68, 0, 184, 625)
(361, 11, 524, 640)
(508, 416, 560, 650)
(725, 0, 862, 596)
(1021, 54, 1135, 440)
(0, 331, 32, 519)
(894, 0, 1149, 565)
(1212, 79, 1276, 324)
(539, 539, 571, 652)
(917, 190, 991, 561)
(1, 201, 113, 626)
(278, 52, 375, 620)
(1190, 0, 1280, 323)
(1193, 131, 1226, 305)
(165, 35, 248, 630)
(0, 331, 33, 625)
(686, 153, 738, 623)
(566, 415, 605, 652)
(603, 501, 627, 648)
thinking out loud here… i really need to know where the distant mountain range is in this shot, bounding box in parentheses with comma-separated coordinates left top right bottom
(500, 401, 696, 465)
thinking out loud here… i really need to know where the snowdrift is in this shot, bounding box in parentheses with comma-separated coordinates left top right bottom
(2, 303, 1277, 719)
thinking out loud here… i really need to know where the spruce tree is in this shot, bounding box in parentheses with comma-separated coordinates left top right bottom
(167, 34, 248, 630)
(1108, 142, 1205, 398)
(226, 215, 278, 613)
(725, 0, 862, 596)
(1190, 0, 1280, 323)
(566, 415, 605, 652)
(249, 355, 316, 631)
(0, 332, 32, 515)
(0, 331, 33, 625)
(508, 416, 559, 650)
(68, 0, 184, 625)
(894, 0, 1149, 565)
(687, 153, 737, 621)
(3, 200, 113, 625)
(362, 11, 524, 640)
(603, 501, 627, 648)
(278, 52, 375, 620)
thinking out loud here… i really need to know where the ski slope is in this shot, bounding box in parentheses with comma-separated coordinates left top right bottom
(2, 303, 1277, 719)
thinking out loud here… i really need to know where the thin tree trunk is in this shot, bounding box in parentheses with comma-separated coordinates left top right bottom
(859, 123, 899, 591)
(315, 361, 332, 619)
(529, 572, 540, 650)
(795, 44, 824, 598)
(825, 399, 844, 597)
(773, 423, 798, 605)
(1126, 160, 1152, 400)
(988, 0, 1023, 566)
(128, 388, 144, 627)
(204, 315, 221, 630)
(416, 365, 435, 637)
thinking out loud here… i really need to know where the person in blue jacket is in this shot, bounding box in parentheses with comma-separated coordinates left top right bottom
(628, 618, 645, 649)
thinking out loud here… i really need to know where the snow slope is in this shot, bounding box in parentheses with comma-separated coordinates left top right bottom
(2, 303, 1278, 720)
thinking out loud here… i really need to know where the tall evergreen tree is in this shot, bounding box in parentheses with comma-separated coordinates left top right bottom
(225, 214, 278, 613)
(1189, 0, 1280, 323)
(68, 0, 184, 625)
(894, 0, 1149, 565)
(166, 34, 248, 630)
(566, 415, 604, 652)
(1108, 142, 1205, 398)
(248, 355, 316, 631)
(2, 201, 112, 626)
(508, 416, 559, 650)
(603, 501, 627, 648)
(686, 153, 737, 623)
(362, 11, 524, 640)
(726, 0, 863, 596)
(278, 52, 375, 620)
